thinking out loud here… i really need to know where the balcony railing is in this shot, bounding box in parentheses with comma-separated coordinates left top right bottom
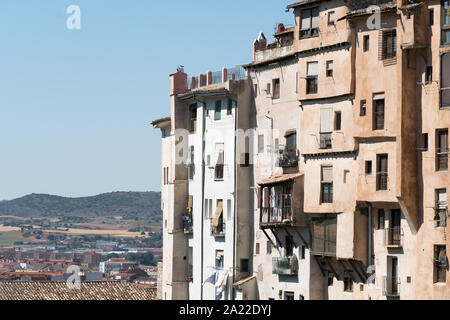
(278, 150, 299, 168)
(320, 133, 332, 149)
(376, 172, 388, 190)
(182, 214, 193, 234)
(384, 227, 403, 247)
(272, 256, 298, 275)
(261, 195, 293, 226)
(211, 222, 226, 238)
(382, 276, 400, 298)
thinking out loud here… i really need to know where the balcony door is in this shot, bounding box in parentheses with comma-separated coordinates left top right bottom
(390, 210, 401, 246)
(391, 257, 398, 295)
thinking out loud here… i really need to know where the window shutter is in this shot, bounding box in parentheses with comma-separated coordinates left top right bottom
(320, 108, 333, 133)
(322, 166, 333, 183)
(311, 8, 319, 29)
(301, 10, 311, 30)
(307, 62, 318, 76)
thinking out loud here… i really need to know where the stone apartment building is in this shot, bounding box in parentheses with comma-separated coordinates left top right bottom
(155, 0, 449, 300)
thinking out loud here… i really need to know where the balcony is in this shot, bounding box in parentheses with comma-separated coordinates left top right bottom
(320, 134, 332, 150)
(384, 227, 403, 248)
(272, 256, 298, 276)
(382, 276, 400, 298)
(211, 222, 226, 238)
(260, 195, 293, 228)
(182, 213, 193, 234)
(278, 150, 299, 168)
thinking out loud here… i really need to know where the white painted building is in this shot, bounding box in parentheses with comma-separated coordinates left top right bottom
(154, 67, 254, 300)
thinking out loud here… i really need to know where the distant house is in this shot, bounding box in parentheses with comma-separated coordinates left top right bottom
(99, 258, 136, 274)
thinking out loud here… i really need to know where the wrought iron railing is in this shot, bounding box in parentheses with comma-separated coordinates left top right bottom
(272, 256, 298, 275)
(261, 195, 293, 225)
(182, 214, 193, 234)
(384, 227, 403, 247)
(382, 275, 400, 297)
(211, 222, 226, 238)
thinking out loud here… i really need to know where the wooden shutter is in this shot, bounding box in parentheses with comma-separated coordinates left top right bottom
(320, 108, 333, 133)
(321, 166, 333, 183)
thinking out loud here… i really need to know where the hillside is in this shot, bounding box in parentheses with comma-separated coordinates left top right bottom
(0, 192, 161, 220)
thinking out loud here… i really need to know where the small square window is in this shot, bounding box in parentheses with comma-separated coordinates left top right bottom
(326, 60, 334, 77)
(360, 100, 367, 116)
(365, 161, 372, 175)
(426, 66, 433, 84)
(334, 111, 341, 131)
(328, 11, 335, 25)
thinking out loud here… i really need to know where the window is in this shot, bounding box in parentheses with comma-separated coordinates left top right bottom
(373, 94, 385, 130)
(344, 273, 353, 292)
(267, 241, 272, 255)
(266, 83, 271, 95)
(284, 292, 295, 300)
(240, 259, 249, 273)
(365, 161, 373, 175)
(444, 1, 450, 44)
(377, 154, 388, 191)
(258, 135, 265, 154)
(227, 99, 233, 115)
(320, 108, 333, 149)
(188, 146, 195, 180)
(215, 143, 224, 180)
(334, 111, 341, 131)
(189, 104, 197, 133)
(328, 11, 335, 26)
(436, 129, 448, 171)
(321, 166, 333, 203)
(363, 35, 370, 52)
(435, 189, 447, 227)
(300, 7, 319, 38)
(285, 236, 294, 257)
(214, 100, 222, 120)
(241, 136, 250, 167)
(326, 60, 334, 77)
(360, 100, 367, 116)
(215, 250, 224, 269)
(306, 62, 318, 94)
(441, 53, 450, 107)
(255, 243, 260, 255)
(285, 132, 297, 152)
(272, 79, 280, 99)
(434, 245, 447, 283)
(301, 245, 306, 260)
(227, 199, 232, 221)
(429, 9, 434, 26)
(426, 66, 433, 84)
(380, 30, 397, 60)
(254, 84, 258, 98)
(163, 167, 169, 185)
(423, 133, 429, 151)
(377, 209, 385, 230)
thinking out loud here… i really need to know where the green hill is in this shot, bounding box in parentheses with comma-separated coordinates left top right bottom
(0, 192, 161, 220)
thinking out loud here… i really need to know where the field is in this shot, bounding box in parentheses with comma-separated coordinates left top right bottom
(0, 225, 21, 232)
(39, 227, 144, 238)
(0, 231, 25, 247)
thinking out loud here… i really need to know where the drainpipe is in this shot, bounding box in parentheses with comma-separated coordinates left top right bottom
(265, 115, 274, 175)
(366, 202, 373, 267)
(232, 97, 238, 300)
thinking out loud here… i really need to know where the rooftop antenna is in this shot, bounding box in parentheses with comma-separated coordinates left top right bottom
(177, 65, 184, 72)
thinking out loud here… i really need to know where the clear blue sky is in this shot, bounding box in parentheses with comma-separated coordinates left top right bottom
(0, 0, 292, 200)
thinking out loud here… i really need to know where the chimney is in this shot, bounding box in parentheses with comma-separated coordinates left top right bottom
(199, 73, 206, 87)
(169, 68, 188, 96)
(207, 70, 212, 85)
(222, 68, 228, 83)
(190, 76, 196, 90)
(231, 72, 236, 81)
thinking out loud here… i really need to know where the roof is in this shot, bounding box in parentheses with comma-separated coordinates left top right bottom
(257, 173, 303, 186)
(0, 281, 157, 300)
(177, 87, 229, 101)
(233, 275, 256, 287)
(287, 0, 322, 10)
(151, 117, 171, 128)
(344, 1, 397, 19)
